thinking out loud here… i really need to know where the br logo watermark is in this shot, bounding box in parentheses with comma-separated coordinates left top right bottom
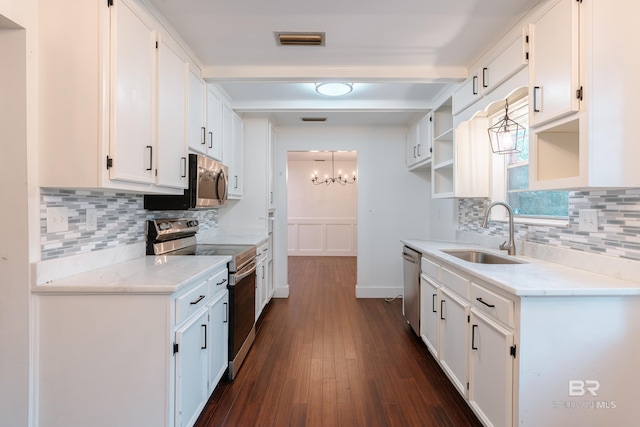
(552, 380, 617, 410)
(569, 380, 600, 397)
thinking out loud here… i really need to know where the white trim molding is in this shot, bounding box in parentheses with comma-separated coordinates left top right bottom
(287, 217, 357, 256)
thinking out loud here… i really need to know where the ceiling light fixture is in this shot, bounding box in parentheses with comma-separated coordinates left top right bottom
(275, 32, 325, 46)
(315, 82, 353, 97)
(311, 152, 357, 186)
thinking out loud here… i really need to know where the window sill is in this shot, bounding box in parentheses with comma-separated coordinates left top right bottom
(491, 216, 570, 228)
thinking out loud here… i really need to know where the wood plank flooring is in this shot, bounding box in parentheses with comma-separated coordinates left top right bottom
(195, 256, 482, 427)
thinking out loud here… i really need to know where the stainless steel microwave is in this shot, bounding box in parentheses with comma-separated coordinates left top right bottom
(144, 154, 228, 210)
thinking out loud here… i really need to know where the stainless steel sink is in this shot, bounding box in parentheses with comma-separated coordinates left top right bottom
(441, 249, 526, 265)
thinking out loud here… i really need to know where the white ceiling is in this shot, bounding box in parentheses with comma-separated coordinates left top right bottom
(148, 0, 541, 126)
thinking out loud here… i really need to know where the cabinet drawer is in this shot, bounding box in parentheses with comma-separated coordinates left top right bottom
(470, 283, 515, 328)
(440, 267, 469, 299)
(421, 257, 440, 280)
(175, 279, 210, 325)
(208, 268, 229, 298)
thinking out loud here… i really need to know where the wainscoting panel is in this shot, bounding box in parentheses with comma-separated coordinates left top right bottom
(288, 217, 357, 256)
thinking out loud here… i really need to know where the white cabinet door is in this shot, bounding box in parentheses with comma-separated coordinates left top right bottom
(222, 102, 234, 173)
(529, 0, 580, 127)
(452, 73, 480, 115)
(175, 309, 208, 427)
(255, 257, 264, 321)
(406, 123, 420, 166)
(482, 31, 527, 95)
(439, 287, 469, 397)
(417, 114, 432, 163)
(267, 122, 276, 210)
(469, 309, 514, 427)
(156, 38, 188, 189)
(109, 0, 156, 185)
(206, 87, 223, 161)
(188, 70, 207, 154)
(420, 275, 439, 358)
(229, 112, 244, 198)
(207, 290, 229, 395)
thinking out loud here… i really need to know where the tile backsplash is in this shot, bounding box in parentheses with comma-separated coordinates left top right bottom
(40, 189, 218, 260)
(458, 189, 640, 262)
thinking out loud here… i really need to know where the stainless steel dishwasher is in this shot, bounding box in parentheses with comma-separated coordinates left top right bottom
(402, 246, 421, 336)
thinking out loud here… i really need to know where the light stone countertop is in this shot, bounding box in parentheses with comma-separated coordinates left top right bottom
(31, 255, 231, 295)
(402, 239, 640, 297)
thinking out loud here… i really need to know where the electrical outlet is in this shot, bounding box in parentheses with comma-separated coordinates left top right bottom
(86, 208, 98, 231)
(47, 207, 69, 233)
(578, 209, 598, 232)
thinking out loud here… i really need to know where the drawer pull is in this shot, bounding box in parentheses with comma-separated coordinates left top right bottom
(440, 300, 446, 320)
(432, 294, 437, 313)
(190, 295, 205, 305)
(476, 297, 495, 308)
(201, 324, 207, 349)
(216, 278, 228, 286)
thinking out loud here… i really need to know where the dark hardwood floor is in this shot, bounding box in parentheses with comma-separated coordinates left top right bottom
(195, 256, 482, 427)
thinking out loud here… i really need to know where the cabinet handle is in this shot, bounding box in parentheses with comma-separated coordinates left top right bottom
(234, 176, 238, 189)
(472, 75, 478, 95)
(440, 300, 446, 320)
(201, 126, 206, 145)
(181, 157, 187, 178)
(471, 324, 479, 350)
(476, 297, 495, 308)
(201, 324, 207, 349)
(216, 278, 227, 287)
(482, 67, 488, 88)
(190, 295, 205, 305)
(417, 144, 421, 157)
(413, 146, 417, 159)
(224, 302, 228, 323)
(533, 86, 541, 112)
(208, 131, 213, 149)
(432, 294, 437, 313)
(146, 146, 153, 171)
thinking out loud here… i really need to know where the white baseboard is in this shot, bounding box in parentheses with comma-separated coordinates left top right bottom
(273, 285, 290, 298)
(355, 286, 404, 299)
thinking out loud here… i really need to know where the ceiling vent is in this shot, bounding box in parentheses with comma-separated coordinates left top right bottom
(275, 32, 325, 46)
(301, 117, 327, 122)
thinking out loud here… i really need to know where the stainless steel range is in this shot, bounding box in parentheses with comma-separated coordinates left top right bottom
(147, 218, 257, 381)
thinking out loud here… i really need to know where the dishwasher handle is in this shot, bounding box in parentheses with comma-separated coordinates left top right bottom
(402, 251, 419, 263)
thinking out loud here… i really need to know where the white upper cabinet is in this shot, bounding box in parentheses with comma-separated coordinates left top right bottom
(482, 31, 528, 96)
(187, 70, 207, 154)
(156, 38, 188, 189)
(229, 111, 244, 198)
(38, 0, 193, 194)
(108, 0, 156, 186)
(453, 29, 527, 116)
(407, 113, 433, 169)
(529, 0, 640, 190)
(206, 86, 223, 161)
(528, 0, 580, 127)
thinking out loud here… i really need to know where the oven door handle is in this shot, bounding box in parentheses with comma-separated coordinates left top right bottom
(234, 259, 257, 282)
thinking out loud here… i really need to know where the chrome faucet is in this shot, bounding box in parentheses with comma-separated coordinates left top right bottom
(481, 201, 516, 256)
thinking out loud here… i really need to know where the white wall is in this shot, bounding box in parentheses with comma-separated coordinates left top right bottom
(287, 158, 357, 256)
(0, 1, 38, 426)
(273, 126, 431, 298)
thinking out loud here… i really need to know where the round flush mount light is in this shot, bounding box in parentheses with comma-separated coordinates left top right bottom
(315, 82, 353, 97)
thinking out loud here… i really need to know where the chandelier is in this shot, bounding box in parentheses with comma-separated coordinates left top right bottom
(311, 152, 357, 186)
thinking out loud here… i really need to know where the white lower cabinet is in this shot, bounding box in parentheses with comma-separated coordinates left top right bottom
(419, 253, 640, 426)
(469, 308, 514, 427)
(35, 263, 230, 427)
(438, 286, 470, 397)
(175, 309, 209, 427)
(207, 289, 229, 395)
(419, 274, 439, 357)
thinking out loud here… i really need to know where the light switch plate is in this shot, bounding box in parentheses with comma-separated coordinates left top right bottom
(47, 207, 69, 233)
(578, 209, 598, 232)
(86, 208, 98, 231)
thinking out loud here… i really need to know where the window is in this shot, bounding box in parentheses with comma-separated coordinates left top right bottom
(491, 98, 568, 221)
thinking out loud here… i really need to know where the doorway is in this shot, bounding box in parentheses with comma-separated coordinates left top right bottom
(286, 151, 358, 286)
